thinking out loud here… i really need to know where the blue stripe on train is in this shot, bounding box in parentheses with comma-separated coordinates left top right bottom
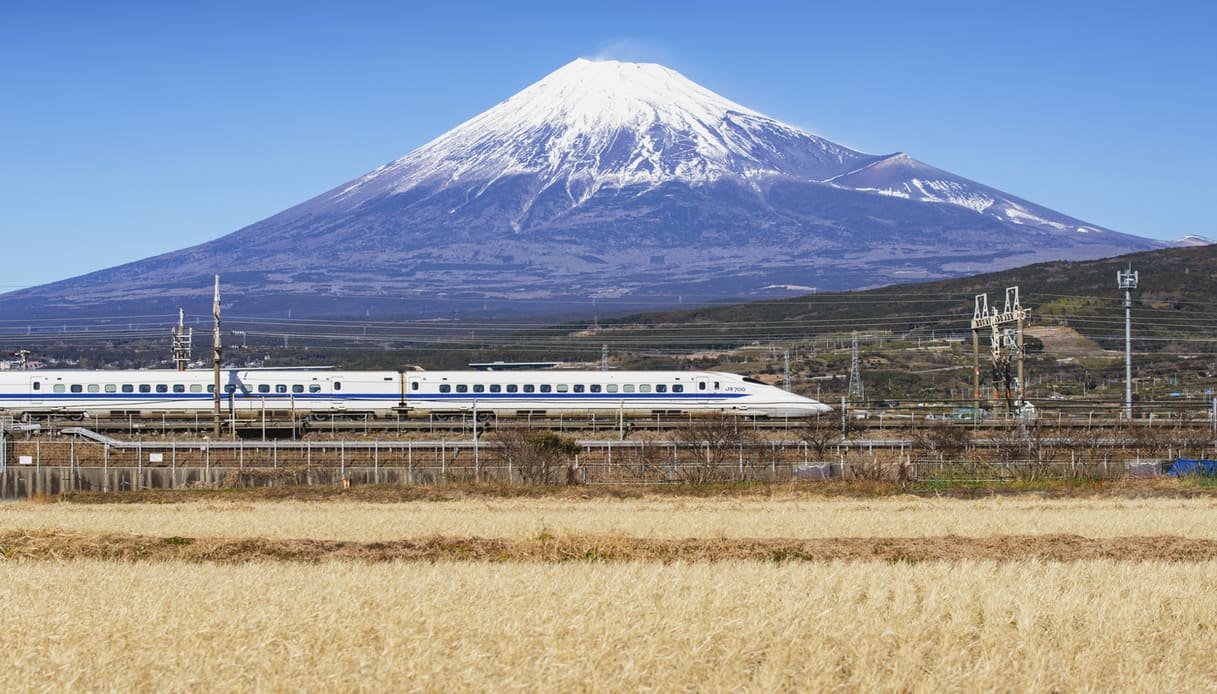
(0, 392, 747, 403)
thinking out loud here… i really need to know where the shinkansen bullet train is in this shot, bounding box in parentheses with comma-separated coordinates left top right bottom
(0, 368, 832, 419)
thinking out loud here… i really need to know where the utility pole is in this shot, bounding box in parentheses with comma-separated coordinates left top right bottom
(601, 344, 608, 371)
(212, 275, 222, 438)
(1118, 266, 1138, 421)
(783, 350, 790, 391)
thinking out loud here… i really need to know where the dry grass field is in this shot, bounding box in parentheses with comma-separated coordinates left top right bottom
(1, 560, 1215, 691)
(3, 490, 1215, 691)
(5, 495, 1217, 541)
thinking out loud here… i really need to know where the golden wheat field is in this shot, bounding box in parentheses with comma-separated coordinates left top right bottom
(4, 495, 1217, 541)
(3, 492, 1216, 691)
(0, 559, 1215, 691)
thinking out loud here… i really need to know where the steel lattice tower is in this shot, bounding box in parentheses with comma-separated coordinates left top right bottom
(847, 331, 865, 402)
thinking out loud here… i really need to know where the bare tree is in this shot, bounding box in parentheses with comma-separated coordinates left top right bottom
(670, 415, 755, 484)
(911, 421, 972, 463)
(987, 422, 1066, 480)
(1172, 426, 1213, 460)
(1055, 425, 1108, 478)
(1122, 424, 1177, 461)
(620, 439, 675, 483)
(491, 429, 580, 485)
(795, 416, 863, 460)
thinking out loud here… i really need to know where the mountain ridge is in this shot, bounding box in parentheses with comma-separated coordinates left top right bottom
(0, 58, 1167, 321)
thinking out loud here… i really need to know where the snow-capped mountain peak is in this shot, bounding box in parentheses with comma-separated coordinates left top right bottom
(335, 58, 876, 206)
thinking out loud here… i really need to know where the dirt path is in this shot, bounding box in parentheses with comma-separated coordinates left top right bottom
(5, 529, 1217, 563)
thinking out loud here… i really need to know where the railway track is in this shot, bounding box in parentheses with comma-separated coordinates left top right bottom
(6, 408, 1215, 439)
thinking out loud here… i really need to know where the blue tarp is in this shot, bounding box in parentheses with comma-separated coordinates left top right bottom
(1169, 459, 1217, 476)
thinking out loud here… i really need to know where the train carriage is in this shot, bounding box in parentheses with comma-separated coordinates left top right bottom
(0, 368, 831, 420)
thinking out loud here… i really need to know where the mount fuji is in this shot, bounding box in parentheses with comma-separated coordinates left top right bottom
(3, 58, 1166, 320)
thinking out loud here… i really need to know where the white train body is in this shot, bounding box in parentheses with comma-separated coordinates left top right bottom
(0, 369, 832, 419)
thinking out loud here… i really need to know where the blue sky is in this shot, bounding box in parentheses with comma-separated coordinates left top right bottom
(2, 1, 1214, 291)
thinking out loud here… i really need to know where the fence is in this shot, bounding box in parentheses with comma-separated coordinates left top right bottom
(0, 425, 1196, 497)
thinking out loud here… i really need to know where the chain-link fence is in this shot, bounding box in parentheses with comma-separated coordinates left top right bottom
(1, 423, 1206, 497)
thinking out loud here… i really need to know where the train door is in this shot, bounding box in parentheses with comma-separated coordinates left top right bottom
(326, 376, 346, 410)
(28, 376, 46, 407)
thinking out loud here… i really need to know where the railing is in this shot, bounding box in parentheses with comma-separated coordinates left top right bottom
(0, 427, 1201, 498)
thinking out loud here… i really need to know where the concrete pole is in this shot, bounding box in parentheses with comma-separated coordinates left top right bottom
(212, 275, 222, 438)
(1124, 290, 1133, 420)
(1118, 268, 1137, 421)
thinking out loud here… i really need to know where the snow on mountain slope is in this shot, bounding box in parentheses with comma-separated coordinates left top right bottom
(1173, 235, 1215, 246)
(316, 58, 1111, 240)
(828, 153, 1106, 234)
(330, 59, 881, 211)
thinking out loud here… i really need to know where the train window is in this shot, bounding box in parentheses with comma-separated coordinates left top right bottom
(656, 384, 668, 393)
(88, 384, 100, 393)
(139, 385, 151, 393)
(276, 385, 288, 394)
(292, 384, 304, 394)
(590, 384, 601, 393)
(411, 382, 420, 391)
(556, 384, 569, 393)
(524, 385, 536, 393)
(539, 385, 551, 393)
(714, 382, 720, 389)
(639, 384, 651, 393)
(572, 385, 584, 393)
(207, 385, 215, 394)
(53, 384, 65, 393)
(309, 384, 321, 393)
(506, 385, 518, 393)
(156, 384, 169, 393)
(698, 382, 707, 391)
(672, 384, 683, 393)
(105, 384, 117, 393)
(70, 384, 82, 393)
(225, 384, 238, 394)
(190, 384, 203, 393)
(32, 382, 41, 391)
(333, 382, 342, 391)
(473, 385, 485, 393)
(440, 385, 451, 393)
(257, 384, 270, 394)
(623, 384, 634, 393)
(456, 385, 468, 393)
(489, 385, 501, 393)
(606, 384, 618, 393)
(173, 384, 186, 393)
(122, 384, 134, 393)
